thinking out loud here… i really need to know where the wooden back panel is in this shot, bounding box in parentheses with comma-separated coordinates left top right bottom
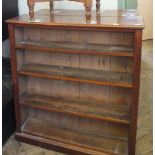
(15, 26, 134, 154)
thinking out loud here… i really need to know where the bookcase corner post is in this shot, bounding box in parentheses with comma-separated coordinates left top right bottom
(8, 24, 21, 133)
(128, 29, 143, 155)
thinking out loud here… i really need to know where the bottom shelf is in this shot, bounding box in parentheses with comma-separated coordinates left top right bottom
(21, 118, 128, 155)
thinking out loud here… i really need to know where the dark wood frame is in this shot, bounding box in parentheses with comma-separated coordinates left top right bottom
(128, 30, 142, 155)
(8, 12, 143, 155)
(8, 24, 21, 132)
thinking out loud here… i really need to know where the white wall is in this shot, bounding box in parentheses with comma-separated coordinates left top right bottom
(138, 0, 153, 40)
(18, 0, 118, 15)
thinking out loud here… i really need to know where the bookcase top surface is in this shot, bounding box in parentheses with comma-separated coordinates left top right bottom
(6, 9, 144, 29)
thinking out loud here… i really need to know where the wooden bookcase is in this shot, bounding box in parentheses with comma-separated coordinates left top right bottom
(7, 10, 144, 155)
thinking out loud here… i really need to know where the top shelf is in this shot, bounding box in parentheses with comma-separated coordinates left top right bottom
(16, 41, 134, 57)
(6, 10, 144, 30)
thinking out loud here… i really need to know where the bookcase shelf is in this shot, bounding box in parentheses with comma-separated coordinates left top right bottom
(16, 41, 134, 57)
(18, 64, 132, 88)
(20, 92, 130, 125)
(21, 118, 128, 155)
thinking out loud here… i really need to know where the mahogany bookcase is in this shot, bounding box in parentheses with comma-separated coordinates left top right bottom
(7, 9, 144, 155)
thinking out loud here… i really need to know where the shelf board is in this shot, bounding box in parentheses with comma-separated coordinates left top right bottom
(16, 41, 134, 57)
(20, 92, 130, 125)
(18, 64, 132, 88)
(21, 118, 128, 155)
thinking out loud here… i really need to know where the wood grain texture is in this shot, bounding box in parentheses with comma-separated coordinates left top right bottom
(16, 41, 134, 57)
(15, 27, 134, 57)
(6, 10, 144, 30)
(8, 24, 21, 132)
(18, 63, 132, 88)
(20, 92, 130, 124)
(28, 109, 128, 141)
(129, 30, 143, 155)
(21, 118, 128, 155)
(22, 27, 134, 45)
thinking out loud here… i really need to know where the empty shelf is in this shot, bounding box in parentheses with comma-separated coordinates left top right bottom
(21, 118, 128, 155)
(18, 64, 132, 88)
(20, 92, 130, 125)
(16, 41, 134, 57)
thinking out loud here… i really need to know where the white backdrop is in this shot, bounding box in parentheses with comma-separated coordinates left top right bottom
(18, 0, 118, 15)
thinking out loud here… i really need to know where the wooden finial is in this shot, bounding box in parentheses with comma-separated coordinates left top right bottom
(85, 7, 91, 23)
(84, 0, 92, 23)
(96, 12, 101, 24)
(27, 0, 35, 21)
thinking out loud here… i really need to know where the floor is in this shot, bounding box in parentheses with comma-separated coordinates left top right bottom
(2, 40, 153, 155)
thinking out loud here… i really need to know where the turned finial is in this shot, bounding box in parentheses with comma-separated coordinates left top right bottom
(27, 0, 35, 21)
(84, 0, 92, 23)
(85, 7, 91, 23)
